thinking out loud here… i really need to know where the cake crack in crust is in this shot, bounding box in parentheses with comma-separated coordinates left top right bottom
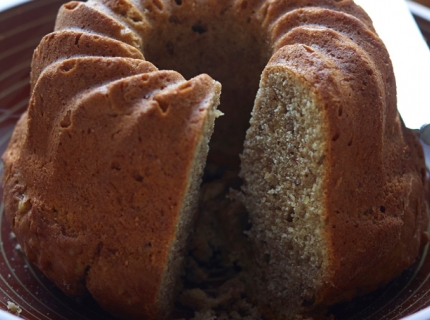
(2, 0, 428, 319)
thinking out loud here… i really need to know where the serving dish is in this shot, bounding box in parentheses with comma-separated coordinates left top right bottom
(0, 0, 429, 319)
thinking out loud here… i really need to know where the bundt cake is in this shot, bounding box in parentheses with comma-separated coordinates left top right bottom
(2, 0, 428, 319)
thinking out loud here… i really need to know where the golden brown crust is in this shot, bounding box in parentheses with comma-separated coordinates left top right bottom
(3, 56, 221, 319)
(258, 0, 375, 32)
(31, 30, 144, 90)
(322, 112, 429, 305)
(266, 39, 428, 309)
(2, 0, 428, 319)
(55, 1, 142, 49)
(270, 20, 427, 307)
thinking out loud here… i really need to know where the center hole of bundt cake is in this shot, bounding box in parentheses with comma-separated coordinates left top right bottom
(140, 4, 272, 311)
(142, 8, 270, 168)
